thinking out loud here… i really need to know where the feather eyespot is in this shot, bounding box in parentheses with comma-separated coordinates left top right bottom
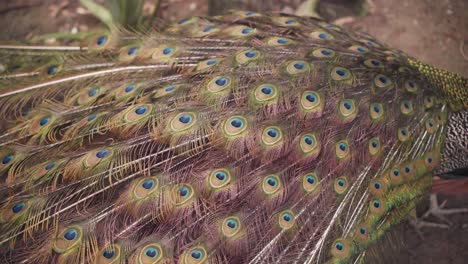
(370, 103, 384, 121)
(400, 100, 414, 115)
(180, 246, 208, 264)
(83, 148, 113, 168)
(39, 116, 50, 126)
(404, 80, 418, 93)
(254, 84, 278, 102)
(278, 210, 295, 230)
(170, 112, 196, 132)
(11, 202, 25, 213)
(425, 118, 438, 134)
(223, 116, 248, 137)
(300, 91, 324, 113)
(334, 176, 348, 194)
(331, 239, 352, 258)
(225, 25, 256, 38)
(207, 76, 231, 93)
(370, 199, 386, 215)
(235, 49, 261, 64)
(45, 162, 56, 171)
(397, 127, 410, 142)
(262, 174, 283, 195)
(338, 99, 357, 121)
(311, 48, 335, 58)
(331, 67, 352, 81)
(310, 31, 334, 40)
(221, 216, 242, 238)
(96, 35, 107, 46)
(152, 84, 181, 99)
(349, 45, 369, 53)
(373, 74, 393, 91)
(266, 37, 293, 46)
(335, 140, 350, 160)
(363, 58, 384, 68)
(124, 84, 135, 93)
(133, 177, 159, 199)
(96, 149, 110, 159)
(303, 173, 320, 193)
(171, 184, 194, 206)
(299, 133, 320, 155)
(195, 58, 221, 71)
(369, 178, 387, 196)
(368, 137, 381, 156)
(96, 244, 121, 263)
(424, 96, 435, 109)
(137, 243, 163, 263)
(53, 226, 82, 253)
(47, 65, 58, 75)
(261, 126, 283, 146)
(208, 168, 232, 189)
(285, 60, 310, 75)
(2, 154, 13, 165)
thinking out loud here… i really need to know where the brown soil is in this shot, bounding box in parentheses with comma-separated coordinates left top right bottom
(0, 0, 467, 263)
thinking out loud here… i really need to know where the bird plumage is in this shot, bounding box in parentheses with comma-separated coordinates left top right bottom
(0, 11, 466, 264)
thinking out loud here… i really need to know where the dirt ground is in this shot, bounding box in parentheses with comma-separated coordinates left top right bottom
(0, 0, 467, 263)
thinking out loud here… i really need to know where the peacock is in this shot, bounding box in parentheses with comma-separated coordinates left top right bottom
(0, 10, 467, 264)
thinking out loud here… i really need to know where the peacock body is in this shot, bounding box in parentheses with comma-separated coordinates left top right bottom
(0, 11, 466, 264)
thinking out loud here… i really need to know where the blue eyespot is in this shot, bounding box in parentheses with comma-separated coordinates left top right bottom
(230, 118, 244, 129)
(343, 101, 352, 110)
(245, 11, 255, 16)
(337, 179, 346, 187)
(285, 19, 296, 25)
(282, 213, 292, 222)
(266, 128, 278, 138)
(403, 101, 410, 109)
(321, 49, 332, 56)
(371, 140, 378, 148)
(103, 249, 115, 259)
(407, 81, 415, 88)
(178, 18, 189, 24)
(142, 179, 155, 190)
(178, 114, 193, 124)
(360, 227, 366, 235)
(127, 47, 138, 56)
(261, 85, 273, 95)
(179, 186, 189, 197)
(241, 28, 253, 34)
(305, 93, 317, 103)
(400, 128, 407, 136)
(405, 166, 411, 173)
(318, 33, 328, 39)
(336, 69, 347, 77)
(135, 106, 148, 115)
(226, 219, 238, 229)
(215, 77, 228, 86)
(277, 38, 288, 44)
(428, 120, 434, 127)
(215, 171, 227, 181)
(125, 84, 135, 93)
(293, 62, 305, 70)
(87, 114, 97, 122)
(378, 76, 388, 84)
(88, 88, 99, 97)
(306, 175, 316, 184)
(63, 228, 78, 241)
(371, 60, 381, 66)
(267, 177, 278, 187)
(393, 169, 400, 176)
(206, 59, 217, 66)
(45, 162, 56, 171)
(304, 136, 314, 145)
(373, 105, 381, 113)
(427, 157, 433, 163)
(47, 65, 58, 75)
(190, 249, 203, 259)
(165, 85, 176, 92)
(339, 143, 347, 152)
(145, 247, 159, 258)
(2, 154, 13, 165)
(96, 149, 110, 159)
(97, 35, 107, 46)
(245, 51, 257, 58)
(39, 117, 50, 126)
(162, 47, 174, 55)
(335, 242, 344, 251)
(12, 202, 25, 213)
(373, 200, 381, 208)
(203, 27, 213, 32)
(374, 182, 381, 189)
(357, 47, 366, 52)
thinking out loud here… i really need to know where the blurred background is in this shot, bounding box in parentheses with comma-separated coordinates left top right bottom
(0, 0, 467, 263)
